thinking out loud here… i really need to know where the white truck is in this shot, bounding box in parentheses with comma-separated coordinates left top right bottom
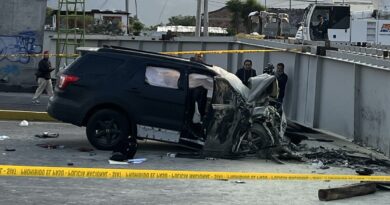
(297, 0, 390, 45)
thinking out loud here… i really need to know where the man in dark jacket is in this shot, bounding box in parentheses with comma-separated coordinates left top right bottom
(32, 51, 54, 104)
(235, 59, 257, 86)
(276, 63, 288, 104)
(312, 15, 329, 40)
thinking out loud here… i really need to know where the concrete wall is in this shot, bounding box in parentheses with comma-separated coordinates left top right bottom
(46, 35, 390, 157)
(0, 0, 47, 87)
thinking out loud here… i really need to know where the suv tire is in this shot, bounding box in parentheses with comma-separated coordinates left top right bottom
(86, 109, 130, 150)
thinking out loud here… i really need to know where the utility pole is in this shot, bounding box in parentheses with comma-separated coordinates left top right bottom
(265, 0, 267, 10)
(135, 0, 138, 18)
(203, 0, 209, 36)
(125, 0, 129, 35)
(195, 0, 202, 37)
(125, 0, 129, 14)
(290, 0, 291, 10)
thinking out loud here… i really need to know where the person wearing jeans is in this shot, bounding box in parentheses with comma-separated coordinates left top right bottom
(32, 51, 54, 104)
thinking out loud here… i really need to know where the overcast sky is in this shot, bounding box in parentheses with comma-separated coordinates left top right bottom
(47, 0, 373, 26)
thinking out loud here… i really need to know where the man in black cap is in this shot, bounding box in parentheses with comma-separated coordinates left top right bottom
(235, 59, 257, 86)
(32, 51, 54, 104)
(276, 63, 288, 105)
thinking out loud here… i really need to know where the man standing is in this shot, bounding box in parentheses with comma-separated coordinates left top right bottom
(235, 59, 257, 86)
(190, 53, 204, 63)
(276, 63, 288, 105)
(312, 15, 329, 40)
(32, 51, 54, 104)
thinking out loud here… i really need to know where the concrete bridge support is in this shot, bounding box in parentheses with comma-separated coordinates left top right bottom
(0, 0, 47, 88)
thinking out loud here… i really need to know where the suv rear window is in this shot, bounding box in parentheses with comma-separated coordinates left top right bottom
(145, 66, 180, 89)
(68, 54, 124, 75)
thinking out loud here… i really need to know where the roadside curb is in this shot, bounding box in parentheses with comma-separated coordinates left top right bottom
(0, 110, 57, 122)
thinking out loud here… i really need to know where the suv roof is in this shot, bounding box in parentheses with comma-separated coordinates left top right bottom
(77, 46, 211, 68)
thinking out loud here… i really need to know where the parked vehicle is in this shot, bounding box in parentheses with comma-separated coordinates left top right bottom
(298, 0, 390, 45)
(48, 46, 286, 158)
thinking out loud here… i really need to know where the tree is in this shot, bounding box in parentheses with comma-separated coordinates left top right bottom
(226, 0, 265, 34)
(226, 0, 243, 34)
(128, 16, 145, 35)
(167, 15, 196, 26)
(132, 21, 144, 35)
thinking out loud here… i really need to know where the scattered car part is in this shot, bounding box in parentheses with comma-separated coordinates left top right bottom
(356, 168, 374, 175)
(34, 132, 59, 138)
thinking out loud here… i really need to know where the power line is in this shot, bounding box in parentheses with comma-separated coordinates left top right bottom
(157, 0, 169, 24)
(100, 0, 109, 10)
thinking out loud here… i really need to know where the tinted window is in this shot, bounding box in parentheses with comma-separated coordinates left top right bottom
(70, 54, 124, 75)
(330, 7, 350, 29)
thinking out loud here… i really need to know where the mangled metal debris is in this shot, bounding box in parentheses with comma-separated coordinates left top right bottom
(300, 146, 390, 173)
(202, 71, 288, 159)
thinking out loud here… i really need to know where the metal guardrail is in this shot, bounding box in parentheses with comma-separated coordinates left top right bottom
(326, 50, 390, 68)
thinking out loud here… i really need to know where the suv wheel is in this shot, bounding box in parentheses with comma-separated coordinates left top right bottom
(86, 109, 130, 150)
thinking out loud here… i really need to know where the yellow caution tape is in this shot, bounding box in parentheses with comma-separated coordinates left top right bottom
(161, 49, 282, 55)
(1, 165, 390, 181)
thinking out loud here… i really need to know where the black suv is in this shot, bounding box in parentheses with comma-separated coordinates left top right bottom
(48, 46, 285, 158)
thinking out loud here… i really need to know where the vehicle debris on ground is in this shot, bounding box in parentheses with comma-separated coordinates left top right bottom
(36, 144, 64, 149)
(0, 135, 10, 140)
(34, 132, 59, 138)
(19, 120, 29, 127)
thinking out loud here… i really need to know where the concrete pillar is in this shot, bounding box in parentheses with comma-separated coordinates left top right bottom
(195, 0, 202, 37)
(0, 0, 47, 88)
(353, 64, 362, 142)
(203, 0, 209, 37)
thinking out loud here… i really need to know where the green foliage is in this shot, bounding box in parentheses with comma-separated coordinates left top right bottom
(226, 27, 237, 35)
(226, 0, 243, 34)
(133, 21, 144, 32)
(167, 15, 196, 26)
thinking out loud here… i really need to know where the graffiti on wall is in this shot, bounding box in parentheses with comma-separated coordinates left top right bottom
(0, 65, 20, 83)
(0, 31, 42, 64)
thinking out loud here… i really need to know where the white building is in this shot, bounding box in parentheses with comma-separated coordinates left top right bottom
(51, 9, 130, 34)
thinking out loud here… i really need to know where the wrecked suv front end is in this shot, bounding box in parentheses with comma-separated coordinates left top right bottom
(202, 73, 287, 159)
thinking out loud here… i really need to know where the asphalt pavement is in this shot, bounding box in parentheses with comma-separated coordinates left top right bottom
(0, 92, 49, 112)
